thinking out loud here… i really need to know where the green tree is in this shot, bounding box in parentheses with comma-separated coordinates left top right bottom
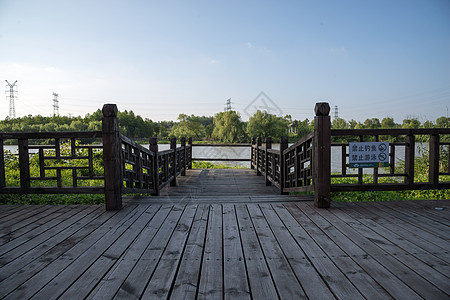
(212, 111, 245, 142)
(247, 110, 289, 140)
(296, 119, 312, 138)
(381, 117, 397, 128)
(332, 118, 347, 129)
(363, 118, 381, 129)
(171, 114, 205, 139)
(402, 118, 421, 129)
(436, 117, 450, 128)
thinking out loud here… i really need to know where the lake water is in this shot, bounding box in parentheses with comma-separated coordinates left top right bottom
(3, 143, 425, 173)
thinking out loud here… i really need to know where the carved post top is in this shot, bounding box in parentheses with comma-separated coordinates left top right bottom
(256, 137, 262, 145)
(188, 137, 192, 145)
(266, 137, 272, 148)
(149, 137, 158, 145)
(314, 102, 330, 116)
(280, 136, 289, 145)
(180, 137, 186, 143)
(251, 137, 255, 144)
(170, 137, 177, 149)
(102, 104, 118, 117)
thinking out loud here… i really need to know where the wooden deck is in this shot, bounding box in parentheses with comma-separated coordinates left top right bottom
(0, 169, 449, 299)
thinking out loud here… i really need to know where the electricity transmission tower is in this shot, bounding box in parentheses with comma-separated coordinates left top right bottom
(5, 80, 18, 118)
(224, 98, 232, 112)
(53, 92, 59, 116)
(334, 105, 339, 120)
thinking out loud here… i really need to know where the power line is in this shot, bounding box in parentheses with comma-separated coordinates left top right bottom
(5, 80, 18, 118)
(53, 92, 59, 116)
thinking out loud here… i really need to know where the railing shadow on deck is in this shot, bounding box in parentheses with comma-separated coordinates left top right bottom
(251, 102, 450, 208)
(0, 104, 193, 210)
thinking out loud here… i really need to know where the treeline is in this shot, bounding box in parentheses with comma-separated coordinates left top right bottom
(0, 109, 449, 143)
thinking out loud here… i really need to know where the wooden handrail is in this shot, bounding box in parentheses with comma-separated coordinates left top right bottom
(0, 104, 193, 210)
(250, 102, 450, 208)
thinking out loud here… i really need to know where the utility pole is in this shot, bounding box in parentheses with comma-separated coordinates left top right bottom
(53, 92, 59, 116)
(5, 80, 18, 118)
(224, 98, 232, 112)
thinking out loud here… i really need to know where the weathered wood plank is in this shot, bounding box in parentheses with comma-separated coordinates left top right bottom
(0, 205, 89, 259)
(198, 204, 223, 299)
(87, 205, 172, 299)
(141, 205, 197, 299)
(61, 205, 162, 299)
(303, 202, 447, 299)
(170, 205, 209, 299)
(246, 204, 307, 299)
(222, 204, 251, 299)
(0, 205, 103, 298)
(336, 202, 450, 295)
(258, 203, 337, 299)
(4, 205, 137, 299)
(282, 203, 384, 299)
(113, 205, 184, 299)
(0, 205, 65, 242)
(30, 204, 150, 300)
(0, 200, 448, 300)
(234, 204, 279, 299)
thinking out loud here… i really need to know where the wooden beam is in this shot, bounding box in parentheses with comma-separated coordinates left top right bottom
(102, 104, 122, 210)
(313, 102, 331, 208)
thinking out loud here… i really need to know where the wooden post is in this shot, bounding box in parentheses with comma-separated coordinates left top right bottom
(429, 134, 439, 187)
(18, 138, 30, 188)
(188, 137, 193, 169)
(313, 102, 331, 208)
(256, 137, 262, 176)
(280, 136, 289, 195)
(265, 137, 272, 186)
(170, 137, 177, 186)
(251, 137, 255, 169)
(102, 104, 122, 210)
(405, 134, 415, 185)
(181, 137, 186, 176)
(0, 139, 5, 188)
(149, 137, 160, 196)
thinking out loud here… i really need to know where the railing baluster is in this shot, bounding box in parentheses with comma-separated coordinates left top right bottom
(280, 136, 288, 195)
(256, 137, 262, 176)
(265, 138, 272, 186)
(405, 134, 415, 185)
(18, 138, 30, 188)
(181, 137, 186, 176)
(0, 139, 4, 188)
(170, 137, 177, 186)
(149, 137, 159, 196)
(429, 134, 439, 187)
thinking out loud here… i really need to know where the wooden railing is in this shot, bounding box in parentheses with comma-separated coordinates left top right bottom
(252, 102, 450, 208)
(0, 104, 192, 210)
(191, 143, 251, 163)
(0, 131, 104, 194)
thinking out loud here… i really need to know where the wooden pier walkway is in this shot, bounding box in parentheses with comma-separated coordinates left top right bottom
(0, 169, 449, 299)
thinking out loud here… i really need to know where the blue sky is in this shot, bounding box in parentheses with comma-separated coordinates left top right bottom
(1, 0, 449, 122)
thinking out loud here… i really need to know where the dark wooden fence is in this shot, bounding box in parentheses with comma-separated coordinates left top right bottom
(0, 104, 192, 210)
(252, 102, 450, 208)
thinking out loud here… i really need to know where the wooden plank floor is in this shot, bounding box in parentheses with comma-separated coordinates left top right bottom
(0, 199, 448, 299)
(159, 168, 281, 196)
